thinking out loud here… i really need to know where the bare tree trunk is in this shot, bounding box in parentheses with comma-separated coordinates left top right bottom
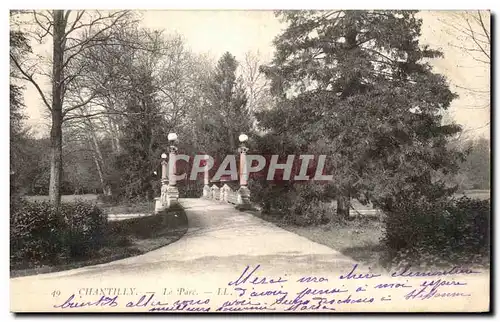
(92, 152, 109, 195)
(105, 100, 121, 153)
(228, 127, 236, 152)
(112, 119, 122, 153)
(114, 137, 121, 153)
(87, 120, 112, 196)
(106, 116, 118, 152)
(49, 10, 65, 210)
(337, 192, 351, 220)
(191, 119, 198, 150)
(92, 141, 111, 196)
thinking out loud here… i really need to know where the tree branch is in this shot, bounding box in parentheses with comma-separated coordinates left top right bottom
(67, 11, 85, 36)
(63, 110, 158, 122)
(32, 10, 53, 41)
(62, 92, 99, 117)
(10, 53, 52, 110)
(466, 17, 490, 62)
(62, 11, 130, 68)
(477, 11, 490, 45)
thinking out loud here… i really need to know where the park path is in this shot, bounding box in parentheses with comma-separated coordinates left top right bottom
(10, 198, 358, 311)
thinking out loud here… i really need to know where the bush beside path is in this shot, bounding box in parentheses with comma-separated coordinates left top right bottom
(10, 198, 187, 278)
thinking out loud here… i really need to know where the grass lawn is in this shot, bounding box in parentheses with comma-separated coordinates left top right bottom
(288, 218, 386, 269)
(10, 206, 188, 278)
(250, 210, 386, 269)
(250, 189, 491, 270)
(100, 201, 155, 215)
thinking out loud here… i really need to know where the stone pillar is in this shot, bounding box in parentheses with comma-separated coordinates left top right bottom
(161, 158, 168, 204)
(203, 184, 211, 198)
(202, 158, 211, 198)
(220, 185, 225, 202)
(237, 134, 251, 209)
(155, 154, 169, 214)
(223, 185, 230, 202)
(205, 184, 212, 199)
(166, 138, 179, 208)
(161, 157, 168, 182)
(212, 185, 220, 201)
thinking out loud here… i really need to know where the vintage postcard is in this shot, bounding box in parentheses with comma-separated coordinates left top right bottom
(9, 9, 490, 313)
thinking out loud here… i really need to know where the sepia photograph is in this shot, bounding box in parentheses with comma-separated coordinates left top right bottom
(9, 8, 491, 313)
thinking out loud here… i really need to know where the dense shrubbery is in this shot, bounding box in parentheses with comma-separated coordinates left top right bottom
(250, 173, 490, 267)
(10, 198, 107, 268)
(382, 196, 490, 266)
(10, 197, 66, 266)
(289, 199, 335, 226)
(60, 201, 108, 258)
(11, 199, 188, 277)
(249, 180, 344, 226)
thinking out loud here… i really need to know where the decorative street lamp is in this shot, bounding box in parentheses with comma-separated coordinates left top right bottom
(202, 156, 211, 198)
(168, 132, 178, 142)
(237, 133, 251, 209)
(166, 133, 179, 207)
(161, 153, 168, 182)
(154, 134, 180, 213)
(155, 152, 170, 213)
(160, 152, 169, 207)
(239, 133, 248, 143)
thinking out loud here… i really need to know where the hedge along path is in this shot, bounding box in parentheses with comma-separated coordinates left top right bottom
(10, 204, 188, 278)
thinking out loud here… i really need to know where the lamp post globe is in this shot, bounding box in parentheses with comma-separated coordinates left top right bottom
(168, 132, 178, 142)
(239, 133, 248, 143)
(161, 153, 167, 159)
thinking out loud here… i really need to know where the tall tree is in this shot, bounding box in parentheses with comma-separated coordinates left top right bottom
(259, 10, 463, 218)
(79, 31, 200, 200)
(10, 10, 132, 209)
(240, 50, 273, 129)
(202, 52, 250, 157)
(118, 71, 162, 200)
(10, 12, 32, 194)
(459, 137, 490, 190)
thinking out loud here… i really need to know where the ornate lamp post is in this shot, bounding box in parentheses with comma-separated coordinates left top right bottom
(155, 152, 169, 213)
(160, 152, 169, 203)
(237, 133, 251, 209)
(166, 132, 179, 207)
(202, 157, 211, 198)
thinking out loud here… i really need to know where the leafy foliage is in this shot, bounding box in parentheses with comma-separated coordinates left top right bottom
(255, 10, 463, 221)
(113, 70, 165, 200)
(11, 198, 189, 274)
(91, 32, 194, 201)
(459, 138, 490, 190)
(10, 198, 107, 268)
(60, 201, 108, 258)
(10, 18, 32, 195)
(191, 52, 251, 160)
(383, 196, 490, 267)
(10, 197, 66, 266)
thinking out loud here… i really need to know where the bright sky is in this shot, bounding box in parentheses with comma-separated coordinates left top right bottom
(21, 10, 490, 139)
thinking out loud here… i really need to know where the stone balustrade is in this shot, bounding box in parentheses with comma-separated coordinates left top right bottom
(155, 132, 252, 212)
(204, 181, 240, 205)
